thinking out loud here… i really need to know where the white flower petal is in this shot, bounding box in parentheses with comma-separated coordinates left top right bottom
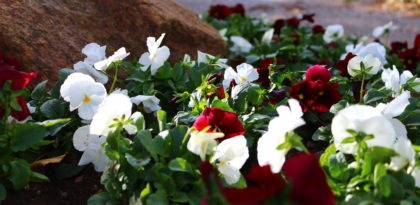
(73, 125, 91, 151)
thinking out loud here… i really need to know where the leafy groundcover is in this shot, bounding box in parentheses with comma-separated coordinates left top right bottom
(0, 3, 419, 205)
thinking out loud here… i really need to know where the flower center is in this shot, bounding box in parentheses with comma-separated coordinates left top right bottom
(220, 161, 226, 166)
(241, 76, 247, 82)
(299, 94, 304, 99)
(319, 92, 324, 96)
(83, 95, 91, 103)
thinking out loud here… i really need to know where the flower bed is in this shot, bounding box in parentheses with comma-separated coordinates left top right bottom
(0, 4, 419, 205)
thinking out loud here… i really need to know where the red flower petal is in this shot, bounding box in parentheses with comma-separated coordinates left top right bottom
(305, 65, 331, 83)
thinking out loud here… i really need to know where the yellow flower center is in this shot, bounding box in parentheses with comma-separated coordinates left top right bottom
(220, 161, 226, 166)
(83, 95, 91, 103)
(241, 76, 247, 82)
(299, 94, 304, 99)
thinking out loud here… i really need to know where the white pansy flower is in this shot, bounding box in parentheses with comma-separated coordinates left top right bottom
(372, 21, 397, 38)
(343, 42, 387, 65)
(219, 28, 228, 41)
(222, 63, 259, 90)
(130, 95, 161, 113)
(139, 33, 170, 75)
(94, 47, 130, 71)
(230, 36, 253, 54)
(90, 92, 133, 137)
(261, 28, 274, 45)
(60, 73, 107, 120)
(410, 167, 420, 188)
(211, 136, 249, 185)
(323, 24, 344, 43)
(197, 50, 227, 66)
(74, 61, 108, 84)
(187, 129, 224, 161)
(381, 66, 415, 95)
(257, 99, 305, 173)
(347, 54, 381, 77)
(331, 105, 397, 154)
(388, 137, 415, 171)
(82, 43, 106, 65)
(73, 125, 109, 172)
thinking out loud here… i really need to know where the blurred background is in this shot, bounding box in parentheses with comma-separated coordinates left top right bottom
(175, 0, 420, 44)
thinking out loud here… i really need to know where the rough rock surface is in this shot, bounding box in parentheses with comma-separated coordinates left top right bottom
(0, 0, 227, 85)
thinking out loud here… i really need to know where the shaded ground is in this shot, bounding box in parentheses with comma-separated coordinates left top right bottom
(175, 0, 420, 44)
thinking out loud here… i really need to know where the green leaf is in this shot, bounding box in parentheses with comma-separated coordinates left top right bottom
(0, 184, 6, 201)
(31, 80, 48, 101)
(247, 85, 264, 106)
(211, 99, 234, 112)
(320, 144, 336, 166)
(169, 158, 191, 172)
(8, 159, 31, 190)
(87, 192, 118, 205)
(373, 163, 387, 185)
(125, 154, 150, 168)
(376, 175, 404, 199)
(157, 110, 167, 132)
(146, 190, 169, 205)
(40, 99, 66, 119)
(140, 183, 151, 201)
(30, 171, 49, 182)
(136, 130, 157, 159)
(39, 118, 71, 136)
(362, 147, 396, 177)
(10, 123, 46, 152)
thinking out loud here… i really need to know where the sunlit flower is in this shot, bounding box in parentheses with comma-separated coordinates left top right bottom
(130, 95, 161, 113)
(345, 42, 387, 65)
(257, 99, 305, 173)
(193, 107, 245, 140)
(94, 47, 130, 71)
(90, 91, 134, 136)
(211, 136, 249, 185)
(323, 24, 344, 43)
(347, 54, 381, 77)
(60, 72, 107, 120)
(73, 125, 109, 172)
(139, 33, 170, 75)
(230, 36, 253, 54)
(372, 21, 397, 38)
(381, 66, 416, 95)
(187, 129, 224, 161)
(222, 63, 259, 90)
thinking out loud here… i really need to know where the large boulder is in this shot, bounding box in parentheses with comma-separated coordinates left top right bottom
(0, 0, 227, 85)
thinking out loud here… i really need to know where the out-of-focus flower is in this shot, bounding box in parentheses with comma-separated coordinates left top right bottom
(187, 129, 224, 161)
(81, 43, 106, 65)
(230, 36, 253, 54)
(222, 63, 259, 90)
(211, 136, 249, 185)
(73, 61, 108, 84)
(305, 64, 331, 83)
(197, 50, 227, 66)
(312, 24, 325, 34)
(130, 95, 161, 113)
(323, 24, 344, 43)
(94, 47, 130, 71)
(398, 34, 420, 71)
(0, 55, 37, 121)
(193, 107, 245, 140)
(73, 125, 109, 172)
(261, 28, 274, 45)
(372, 21, 397, 38)
(336, 52, 356, 77)
(347, 54, 381, 77)
(208, 4, 245, 20)
(139, 33, 170, 75)
(388, 137, 415, 171)
(390, 41, 408, 55)
(345, 42, 387, 65)
(381, 65, 416, 95)
(60, 72, 107, 120)
(257, 99, 305, 173)
(410, 167, 420, 188)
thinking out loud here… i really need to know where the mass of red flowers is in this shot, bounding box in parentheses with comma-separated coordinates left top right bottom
(0, 54, 37, 121)
(289, 65, 342, 112)
(208, 4, 245, 20)
(193, 107, 245, 140)
(221, 153, 335, 205)
(390, 34, 420, 71)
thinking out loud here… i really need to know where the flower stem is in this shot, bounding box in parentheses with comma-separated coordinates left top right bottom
(359, 74, 365, 104)
(110, 65, 119, 93)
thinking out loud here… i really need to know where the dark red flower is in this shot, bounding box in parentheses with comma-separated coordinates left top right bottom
(208, 4, 245, 20)
(390, 41, 408, 55)
(269, 89, 286, 105)
(216, 86, 225, 99)
(193, 107, 245, 140)
(312, 24, 325, 34)
(290, 80, 342, 112)
(208, 5, 231, 20)
(283, 153, 335, 205)
(305, 65, 331, 83)
(336, 52, 356, 77)
(260, 58, 285, 70)
(222, 165, 285, 205)
(286, 17, 300, 28)
(396, 34, 420, 71)
(302, 13, 315, 23)
(256, 67, 270, 88)
(273, 19, 286, 35)
(0, 54, 37, 121)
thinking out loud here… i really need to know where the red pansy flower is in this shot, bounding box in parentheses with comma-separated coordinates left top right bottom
(390, 41, 408, 55)
(398, 34, 420, 71)
(256, 67, 270, 88)
(231, 4, 245, 17)
(0, 54, 37, 121)
(312, 24, 325, 34)
(302, 13, 315, 23)
(208, 4, 245, 20)
(283, 153, 335, 205)
(286, 17, 300, 28)
(305, 64, 331, 83)
(193, 107, 245, 140)
(269, 89, 286, 105)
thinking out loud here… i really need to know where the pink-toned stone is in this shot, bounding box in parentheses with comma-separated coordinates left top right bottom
(0, 0, 227, 85)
